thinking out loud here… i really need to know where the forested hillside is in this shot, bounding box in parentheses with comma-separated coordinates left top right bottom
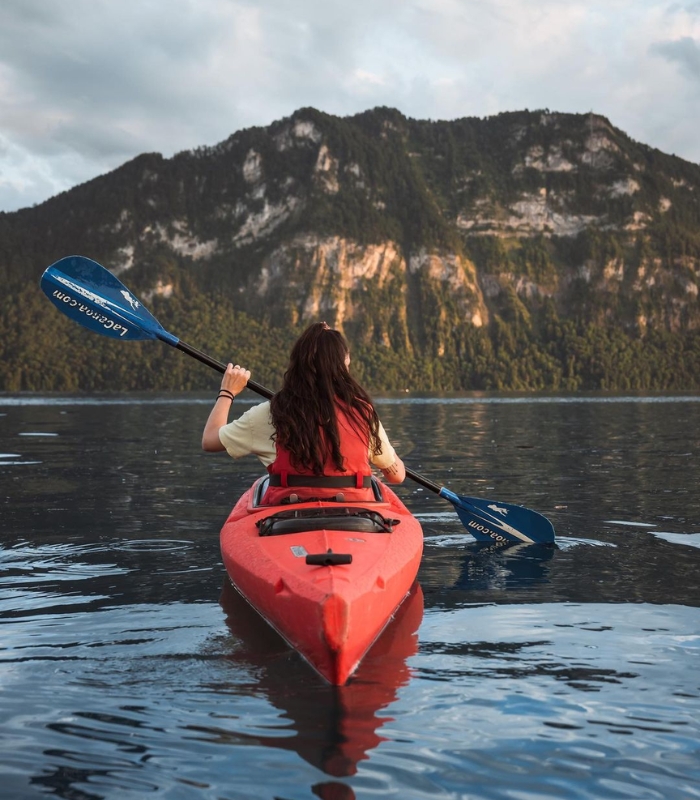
(2, 106, 700, 392)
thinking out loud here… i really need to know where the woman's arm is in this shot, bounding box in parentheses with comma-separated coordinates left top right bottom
(372, 419, 406, 483)
(202, 364, 251, 452)
(380, 455, 406, 484)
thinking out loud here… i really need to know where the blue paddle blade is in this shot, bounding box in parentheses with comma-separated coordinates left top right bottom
(40, 255, 178, 345)
(440, 487, 555, 544)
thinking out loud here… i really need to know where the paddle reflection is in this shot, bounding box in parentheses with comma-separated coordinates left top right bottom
(456, 541, 555, 591)
(218, 579, 423, 779)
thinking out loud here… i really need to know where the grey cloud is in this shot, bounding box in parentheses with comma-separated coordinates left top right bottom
(652, 36, 700, 79)
(0, 0, 64, 28)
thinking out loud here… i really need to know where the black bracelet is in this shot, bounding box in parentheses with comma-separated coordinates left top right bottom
(217, 390, 235, 401)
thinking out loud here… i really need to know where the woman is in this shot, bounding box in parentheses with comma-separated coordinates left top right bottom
(201, 322, 405, 504)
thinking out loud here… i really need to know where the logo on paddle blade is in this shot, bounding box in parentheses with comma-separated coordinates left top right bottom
(468, 520, 508, 542)
(120, 290, 140, 310)
(488, 504, 508, 516)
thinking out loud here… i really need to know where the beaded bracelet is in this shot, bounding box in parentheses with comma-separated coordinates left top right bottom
(217, 390, 235, 401)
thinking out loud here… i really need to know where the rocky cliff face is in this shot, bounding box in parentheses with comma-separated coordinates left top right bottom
(246, 235, 487, 354)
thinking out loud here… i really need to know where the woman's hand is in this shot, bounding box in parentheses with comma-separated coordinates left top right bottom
(202, 364, 251, 451)
(221, 363, 251, 397)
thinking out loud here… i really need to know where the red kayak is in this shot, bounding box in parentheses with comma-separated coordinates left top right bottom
(220, 476, 424, 685)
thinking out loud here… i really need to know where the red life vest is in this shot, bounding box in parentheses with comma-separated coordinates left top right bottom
(263, 406, 375, 505)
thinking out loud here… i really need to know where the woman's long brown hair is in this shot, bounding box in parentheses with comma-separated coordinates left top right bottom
(270, 323, 381, 474)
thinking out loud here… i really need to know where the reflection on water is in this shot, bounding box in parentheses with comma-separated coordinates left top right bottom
(1, 394, 700, 799)
(424, 540, 555, 598)
(213, 581, 423, 781)
(406, 602, 700, 800)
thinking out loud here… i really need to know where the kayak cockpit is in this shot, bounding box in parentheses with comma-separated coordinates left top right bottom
(257, 506, 400, 537)
(251, 474, 385, 508)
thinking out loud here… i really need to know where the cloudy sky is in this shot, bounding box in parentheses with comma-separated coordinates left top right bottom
(1, 0, 699, 212)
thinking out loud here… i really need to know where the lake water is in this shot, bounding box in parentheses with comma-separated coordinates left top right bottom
(1, 393, 699, 800)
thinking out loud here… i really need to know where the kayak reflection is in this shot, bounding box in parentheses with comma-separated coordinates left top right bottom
(218, 578, 423, 777)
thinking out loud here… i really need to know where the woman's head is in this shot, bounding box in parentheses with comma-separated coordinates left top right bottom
(286, 322, 350, 383)
(270, 322, 380, 474)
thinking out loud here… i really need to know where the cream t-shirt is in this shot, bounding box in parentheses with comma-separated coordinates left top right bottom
(218, 400, 397, 469)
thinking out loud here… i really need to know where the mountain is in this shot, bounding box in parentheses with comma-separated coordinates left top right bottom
(2, 106, 700, 392)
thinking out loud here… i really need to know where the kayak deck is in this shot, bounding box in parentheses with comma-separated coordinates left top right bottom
(220, 477, 423, 684)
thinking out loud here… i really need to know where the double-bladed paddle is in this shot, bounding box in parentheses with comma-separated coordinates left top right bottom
(40, 255, 556, 544)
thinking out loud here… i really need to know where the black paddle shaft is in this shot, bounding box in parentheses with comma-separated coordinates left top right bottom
(404, 467, 442, 495)
(175, 340, 273, 400)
